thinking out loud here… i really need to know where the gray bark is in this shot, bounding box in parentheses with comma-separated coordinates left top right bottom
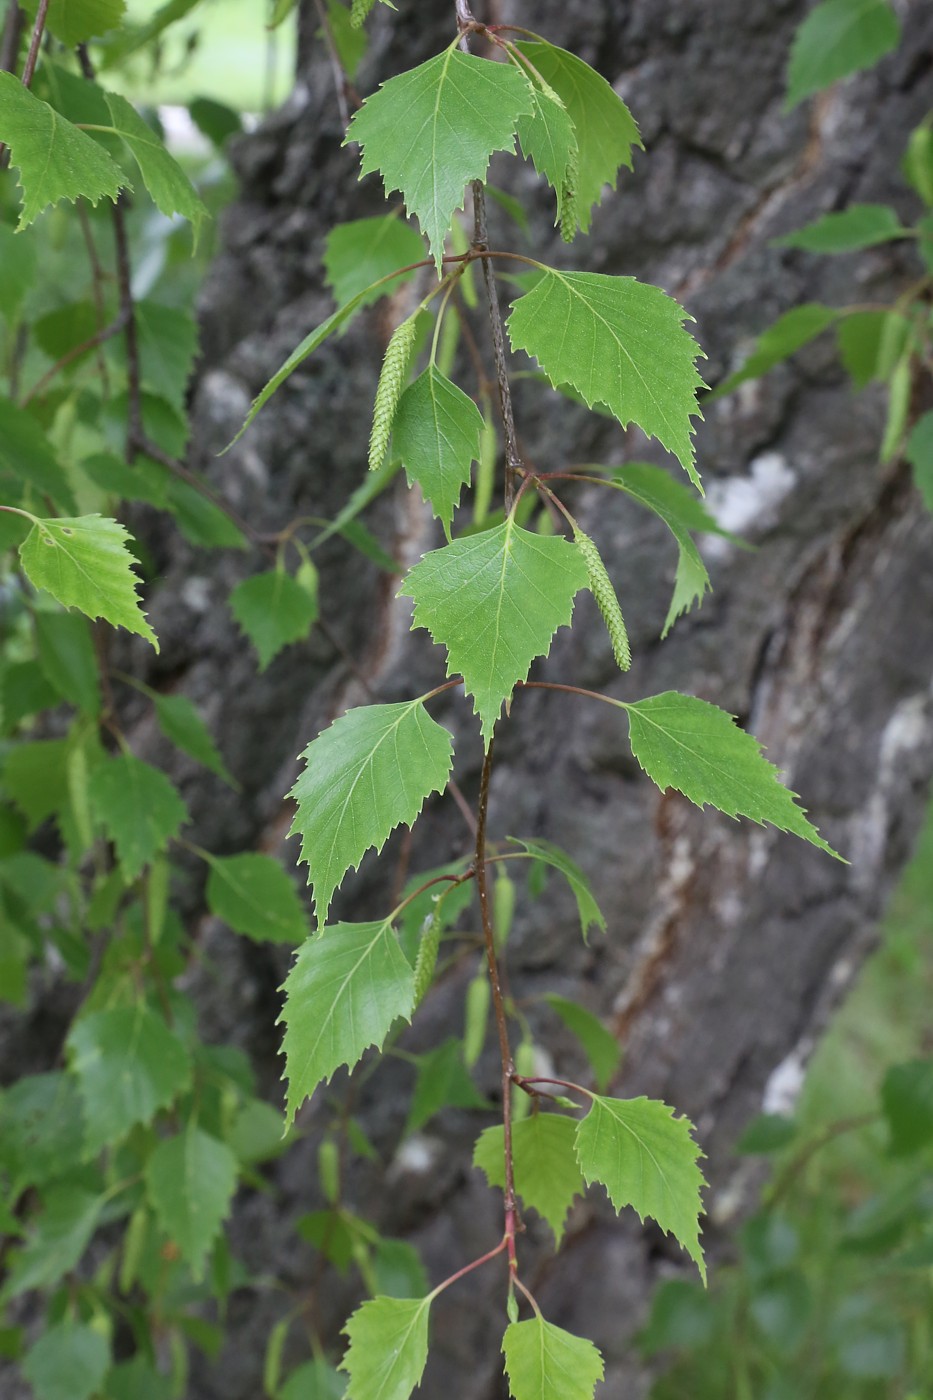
(6, 1, 933, 1396)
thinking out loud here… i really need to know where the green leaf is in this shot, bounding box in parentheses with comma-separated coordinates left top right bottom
(507, 837, 604, 941)
(786, 0, 900, 108)
(544, 994, 620, 1092)
(229, 569, 319, 671)
(0, 397, 77, 512)
(710, 303, 839, 399)
(19, 514, 158, 650)
(405, 1038, 487, 1135)
(152, 692, 235, 785)
(67, 1002, 192, 1151)
(106, 1356, 174, 1400)
(622, 691, 840, 857)
(22, 1323, 109, 1400)
(903, 122, 933, 207)
(515, 41, 641, 237)
(515, 83, 577, 225)
(102, 90, 207, 237)
(0, 1072, 85, 1193)
(280, 919, 415, 1124)
(132, 300, 199, 409)
(507, 270, 705, 486)
(881, 1060, 933, 1155)
(0, 72, 126, 228)
(188, 95, 243, 148)
(35, 610, 101, 717)
(575, 1093, 707, 1279)
(165, 474, 248, 550)
(475, 1112, 584, 1243)
(774, 202, 906, 253)
(837, 310, 911, 389)
(340, 1295, 432, 1400)
(502, 1316, 604, 1400)
(402, 519, 588, 742)
(88, 754, 188, 880)
(289, 700, 453, 924)
(906, 412, 933, 514)
(324, 215, 426, 312)
(394, 367, 484, 532)
(206, 852, 308, 944)
(21, 0, 126, 45)
(347, 50, 534, 271)
(281, 1359, 348, 1400)
(735, 1113, 798, 1154)
(145, 1124, 238, 1278)
(2, 1186, 102, 1300)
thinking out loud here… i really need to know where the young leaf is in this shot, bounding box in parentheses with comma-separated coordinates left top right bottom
(573, 529, 631, 671)
(289, 700, 453, 924)
(67, 1003, 192, 1152)
(20, 0, 126, 46)
(544, 994, 621, 1092)
(393, 366, 484, 532)
(0, 398, 77, 513)
(621, 691, 840, 857)
(507, 836, 605, 941)
(22, 1322, 109, 1400)
(145, 1125, 238, 1278)
(88, 755, 188, 880)
(102, 91, 207, 237)
(502, 1316, 604, 1400)
(709, 303, 839, 400)
(0, 72, 126, 228)
(405, 1038, 487, 1135)
(19, 515, 158, 650)
(152, 693, 235, 785)
(341, 1295, 432, 1400)
(507, 270, 705, 486)
(401, 519, 588, 742)
(229, 569, 319, 671)
(369, 315, 418, 471)
(206, 852, 308, 944)
(347, 50, 534, 271)
(515, 41, 642, 236)
(324, 215, 426, 310)
(475, 1112, 584, 1243)
(786, 0, 900, 109)
(906, 412, 933, 513)
(774, 203, 907, 253)
(280, 919, 415, 1123)
(575, 1093, 707, 1279)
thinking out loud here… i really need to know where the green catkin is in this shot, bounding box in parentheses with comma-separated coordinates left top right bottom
(368, 314, 417, 472)
(412, 905, 443, 1008)
(559, 143, 580, 243)
(350, 0, 377, 29)
(575, 528, 632, 672)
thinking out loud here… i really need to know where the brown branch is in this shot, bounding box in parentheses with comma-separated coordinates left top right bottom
(472, 181, 523, 510)
(111, 195, 147, 461)
(0, 2, 24, 74)
(20, 0, 48, 86)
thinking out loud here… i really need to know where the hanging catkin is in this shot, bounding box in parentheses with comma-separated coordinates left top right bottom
(368, 315, 417, 472)
(574, 528, 632, 672)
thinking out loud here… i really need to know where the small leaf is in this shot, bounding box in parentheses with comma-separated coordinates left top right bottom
(324, 215, 426, 311)
(515, 41, 641, 236)
(502, 1316, 604, 1400)
(88, 754, 188, 880)
(229, 569, 319, 671)
(394, 366, 484, 531)
(206, 852, 308, 944)
(340, 1295, 432, 1400)
(710, 304, 839, 400)
(347, 50, 534, 271)
(622, 691, 841, 857)
(507, 837, 605, 941)
(401, 519, 588, 742)
(544, 994, 620, 1092)
(475, 1112, 584, 1243)
(102, 90, 207, 237)
(0, 71, 126, 228)
(405, 1038, 487, 1135)
(20, 0, 125, 45)
(152, 692, 235, 785)
(67, 1003, 192, 1152)
(0, 397, 77, 512)
(145, 1124, 238, 1278)
(575, 1093, 707, 1279)
(881, 1060, 933, 1155)
(786, 0, 900, 108)
(22, 1323, 109, 1400)
(507, 270, 705, 486)
(19, 514, 158, 649)
(280, 919, 415, 1124)
(774, 203, 906, 253)
(289, 700, 453, 924)
(906, 412, 933, 513)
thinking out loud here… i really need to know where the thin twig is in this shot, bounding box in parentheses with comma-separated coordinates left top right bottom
(22, 315, 126, 405)
(76, 201, 113, 396)
(472, 181, 523, 510)
(19, 0, 47, 86)
(111, 195, 146, 460)
(312, 0, 356, 128)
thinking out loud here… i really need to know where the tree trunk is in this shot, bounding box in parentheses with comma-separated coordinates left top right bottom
(23, 1, 933, 1396)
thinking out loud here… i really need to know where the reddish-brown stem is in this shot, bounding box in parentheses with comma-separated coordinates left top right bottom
(431, 1234, 508, 1297)
(517, 679, 626, 709)
(19, 0, 47, 86)
(392, 870, 473, 920)
(475, 738, 519, 1270)
(514, 1075, 590, 1098)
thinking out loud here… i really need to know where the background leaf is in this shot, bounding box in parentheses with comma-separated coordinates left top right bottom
(507, 837, 605, 940)
(0, 398, 77, 512)
(20, 0, 126, 46)
(22, 1323, 109, 1400)
(710, 303, 839, 399)
(145, 1124, 238, 1278)
(774, 203, 906, 253)
(786, 0, 900, 108)
(229, 569, 318, 671)
(575, 1093, 707, 1279)
(881, 1060, 933, 1155)
(544, 994, 620, 1092)
(206, 852, 308, 944)
(152, 692, 235, 785)
(404, 1038, 487, 1135)
(88, 754, 188, 880)
(502, 1316, 604, 1400)
(324, 215, 426, 311)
